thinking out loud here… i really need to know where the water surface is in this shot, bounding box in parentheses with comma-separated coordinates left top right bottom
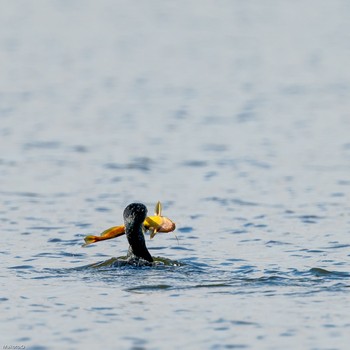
(1, 1, 350, 349)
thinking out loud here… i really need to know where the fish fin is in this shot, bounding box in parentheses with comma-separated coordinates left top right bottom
(150, 228, 159, 239)
(154, 201, 162, 216)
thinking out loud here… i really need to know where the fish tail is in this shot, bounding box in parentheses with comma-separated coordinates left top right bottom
(82, 235, 100, 247)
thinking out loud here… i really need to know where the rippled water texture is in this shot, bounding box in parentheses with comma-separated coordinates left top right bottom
(1, 1, 350, 349)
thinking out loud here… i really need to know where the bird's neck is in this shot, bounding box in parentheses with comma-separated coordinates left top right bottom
(125, 223, 153, 263)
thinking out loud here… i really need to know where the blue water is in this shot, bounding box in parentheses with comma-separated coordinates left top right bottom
(1, 1, 350, 349)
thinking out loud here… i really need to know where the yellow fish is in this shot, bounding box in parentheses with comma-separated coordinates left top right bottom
(82, 201, 176, 247)
(144, 201, 176, 239)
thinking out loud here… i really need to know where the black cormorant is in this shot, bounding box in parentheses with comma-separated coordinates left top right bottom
(124, 203, 153, 263)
